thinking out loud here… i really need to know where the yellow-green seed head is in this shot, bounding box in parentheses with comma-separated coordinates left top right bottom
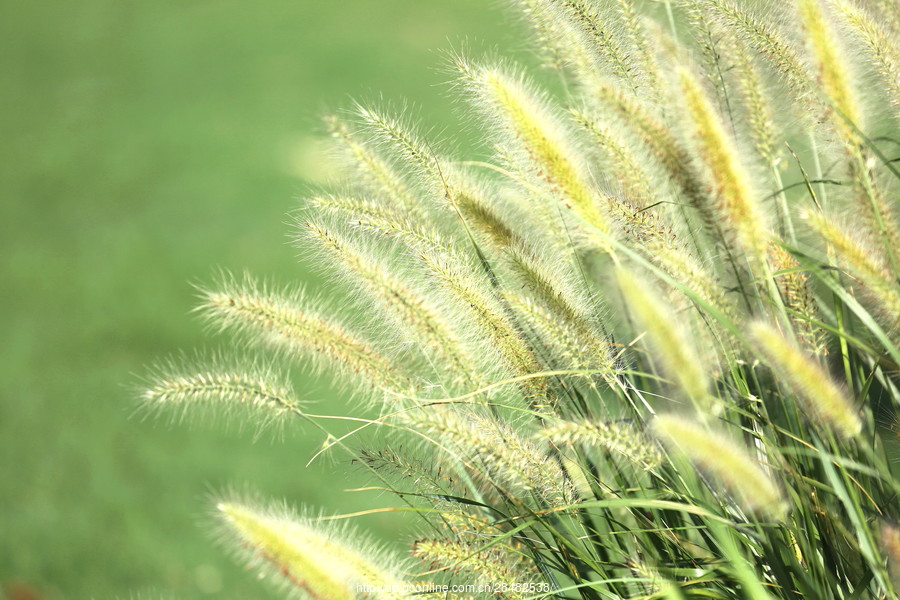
(750, 321, 862, 437)
(678, 65, 771, 270)
(217, 502, 407, 599)
(458, 60, 615, 247)
(797, 0, 862, 146)
(653, 414, 787, 520)
(617, 269, 717, 414)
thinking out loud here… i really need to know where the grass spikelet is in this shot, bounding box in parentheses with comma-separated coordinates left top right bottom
(457, 60, 614, 245)
(406, 408, 574, 508)
(677, 65, 771, 271)
(198, 274, 412, 394)
(573, 107, 736, 316)
(416, 245, 548, 400)
(617, 269, 715, 413)
(750, 321, 862, 437)
(826, 0, 900, 117)
(216, 501, 407, 598)
(507, 293, 616, 388)
(587, 83, 710, 214)
(413, 538, 540, 598)
(502, 240, 591, 326)
(729, 38, 780, 164)
(804, 210, 900, 321)
(356, 447, 457, 496)
(454, 188, 522, 250)
(515, 0, 598, 83)
(325, 115, 424, 219)
(684, 0, 733, 103)
(571, 109, 653, 201)
(354, 105, 444, 192)
(796, 0, 862, 146)
(613, 0, 661, 96)
(310, 193, 451, 251)
(542, 419, 662, 469)
(414, 510, 541, 591)
(300, 219, 479, 388)
(692, 0, 811, 99)
(652, 414, 787, 520)
(545, 0, 638, 90)
(768, 245, 828, 356)
(140, 358, 301, 427)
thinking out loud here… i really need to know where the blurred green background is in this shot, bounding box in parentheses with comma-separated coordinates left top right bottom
(0, 2, 513, 597)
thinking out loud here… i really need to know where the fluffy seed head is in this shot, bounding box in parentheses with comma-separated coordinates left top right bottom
(458, 60, 614, 246)
(301, 219, 480, 389)
(768, 244, 828, 356)
(413, 538, 540, 598)
(750, 321, 862, 438)
(216, 501, 407, 598)
(325, 115, 424, 219)
(826, 0, 900, 117)
(405, 408, 575, 508)
(198, 274, 413, 394)
(678, 65, 770, 270)
(140, 359, 301, 428)
(692, 0, 811, 100)
(797, 0, 862, 146)
(805, 210, 900, 321)
(542, 419, 662, 469)
(652, 414, 787, 520)
(617, 269, 716, 413)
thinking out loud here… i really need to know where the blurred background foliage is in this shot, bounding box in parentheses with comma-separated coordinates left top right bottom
(0, 2, 513, 597)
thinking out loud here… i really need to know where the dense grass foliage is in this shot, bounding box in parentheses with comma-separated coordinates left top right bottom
(145, 0, 900, 598)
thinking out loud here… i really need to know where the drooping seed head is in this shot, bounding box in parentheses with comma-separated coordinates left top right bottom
(750, 321, 862, 438)
(216, 501, 409, 599)
(617, 269, 717, 414)
(140, 358, 301, 429)
(652, 414, 787, 520)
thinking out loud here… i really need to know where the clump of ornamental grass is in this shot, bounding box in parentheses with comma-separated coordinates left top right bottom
(141, 0, 900, 597)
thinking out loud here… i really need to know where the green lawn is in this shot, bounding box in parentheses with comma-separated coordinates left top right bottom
(0, 2, 509, 597)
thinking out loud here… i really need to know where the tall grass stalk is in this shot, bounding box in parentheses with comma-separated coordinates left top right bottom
(142, 0, 900, 597)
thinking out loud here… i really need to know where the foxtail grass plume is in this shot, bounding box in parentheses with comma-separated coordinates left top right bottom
(217, 501, 410, 599)
(140, 358, 301, 428)
(652, 414, 787, 520)
(325, 115, 425, 221)
(617, 269, 716, 414)
(826, 0, 900, 117)
(413, 538, 539, 599)
(542, 418, 662, 469)
(750, 321, 862, 438)
(677, 64, 770, 271)
(456, 59, 615, 247)
(692, 0, 811, 101)
(198, 274, 413, 395)
(404, 407, 575, 508)
(768, 244, 828, 356)
(804, 210, 900, 322)
(796, 0, 861, 147)
(508, 294, 616, 388)
(413, 510, 542, 596)
(415, 244, 549, 401)
(300, 219, 481, 389)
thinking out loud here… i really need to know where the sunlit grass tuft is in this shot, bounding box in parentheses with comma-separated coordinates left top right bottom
(143, 0, 900, 597)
